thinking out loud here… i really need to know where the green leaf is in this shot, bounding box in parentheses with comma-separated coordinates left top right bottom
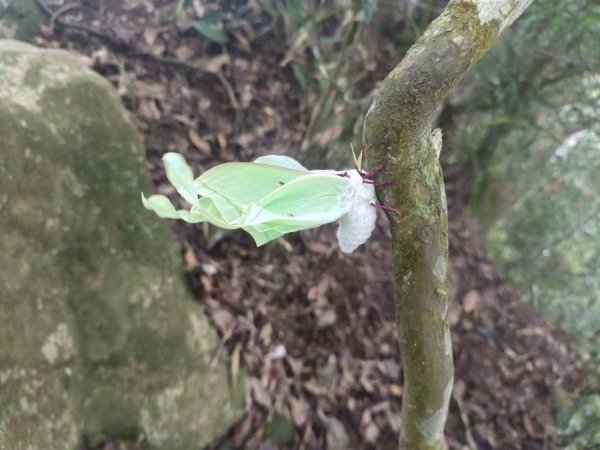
(284, 0, 304, 29)
(176, 0, 193, 13)
(162, 152, 197, 204)
(264, 412, 295, 445)
(227, 18, 250, 30)
(192, 19, 228, 44)
(485, 115, 512, 126)
(259, 0, 278, 18)
(291, 63, 308, 92)
(363, 0, 379, 22)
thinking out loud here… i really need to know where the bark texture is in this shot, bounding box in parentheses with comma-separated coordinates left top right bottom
(362, 1, 535, 448)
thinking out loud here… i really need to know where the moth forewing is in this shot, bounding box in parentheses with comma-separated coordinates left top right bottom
(194, 162, 307, 205)
(253, 154, 309, 171)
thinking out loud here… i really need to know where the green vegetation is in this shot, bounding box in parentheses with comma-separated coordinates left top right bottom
(448, 0, 599, 365)
(445, 0, 599, 446)
(487, 129, 600, 359)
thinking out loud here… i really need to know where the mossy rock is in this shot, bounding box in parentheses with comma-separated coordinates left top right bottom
(0, 40, 243, 450)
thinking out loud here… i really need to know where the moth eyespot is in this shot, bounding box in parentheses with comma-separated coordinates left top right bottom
(278, 181, 285, 186)
(287, 213, 294, 217)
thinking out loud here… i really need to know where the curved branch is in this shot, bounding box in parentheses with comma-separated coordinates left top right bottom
(362, 1, 535, 449)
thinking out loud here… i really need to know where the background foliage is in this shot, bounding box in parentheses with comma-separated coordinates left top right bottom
(447, 0, 600, 445)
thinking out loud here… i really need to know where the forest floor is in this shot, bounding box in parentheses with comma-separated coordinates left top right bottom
(34, 0, 587, 448)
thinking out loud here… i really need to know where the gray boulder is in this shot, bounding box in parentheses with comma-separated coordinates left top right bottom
(0, 40, 243, 450)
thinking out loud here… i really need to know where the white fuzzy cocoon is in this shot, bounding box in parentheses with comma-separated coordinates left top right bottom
(336, 170, 377, 253)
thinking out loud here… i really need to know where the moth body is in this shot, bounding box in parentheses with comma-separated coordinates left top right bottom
(336, 170, 377, 253)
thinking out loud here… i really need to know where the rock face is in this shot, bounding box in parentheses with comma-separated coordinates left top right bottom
(0, 40, 243, 450)
(0, 0, 43, 42)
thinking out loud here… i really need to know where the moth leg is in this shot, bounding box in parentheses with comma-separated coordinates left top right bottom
(370, 202, 401, 216)
(363, 179, 392, 186)
(363, 164, 385, 179)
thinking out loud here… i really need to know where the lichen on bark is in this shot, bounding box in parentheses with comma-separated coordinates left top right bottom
(361, 0, 536, 448)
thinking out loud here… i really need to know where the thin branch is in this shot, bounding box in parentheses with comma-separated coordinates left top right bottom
(50, 3, 78, 27)
(34, 0, 123, 45)
(362, 1, 537, 448)
(452, 384, 478, 450)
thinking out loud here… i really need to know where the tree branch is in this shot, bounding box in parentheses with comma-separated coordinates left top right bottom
(362, 1, 535, 448)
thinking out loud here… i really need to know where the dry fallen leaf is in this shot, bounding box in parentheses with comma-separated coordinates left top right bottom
(288, 396, 309, 426)
(364, 421, 379, 443)
(216, 133, 227, 150)
(202, 54, 231, 73)
(317, 310, 337, 328)
(143, 26, 159, 46)
(251, 378, 272, 410)
(303, 380, 328, 397)
(211, 309, 235, 334)
(188, 128, 211, 154)
(231, 344, 241, 389)
(183, 246, 199, 269)
(463, 289, 481, 313)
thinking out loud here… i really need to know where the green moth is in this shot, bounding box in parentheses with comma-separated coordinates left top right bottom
(142, 152, 388, 253)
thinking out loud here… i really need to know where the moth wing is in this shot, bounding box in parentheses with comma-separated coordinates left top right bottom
(146, 156, 355, 248)
(141, 193, 181, 219)
(193, 192, 244, 226)
(241, 218, 320, 247)
(162, 152, 198, 204)
(256, 174, 352, 221)
(188, 197, 243, 229)
(194, 162, 307, 206)
(252, 155, 308, 171)
(232, 174, 352, 248)
(142, 193, 219, 224)
(242, 226, 287, 246)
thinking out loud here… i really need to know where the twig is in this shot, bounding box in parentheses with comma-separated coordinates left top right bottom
(58, 20, 121, 46)
(134, 52, 201, 70)
(214, 69, 240, 110)
(50, 3, 79, 28)
(34, 0, 123, 46)
(452, 385, 478, 450)
(33, 0, 53, 16)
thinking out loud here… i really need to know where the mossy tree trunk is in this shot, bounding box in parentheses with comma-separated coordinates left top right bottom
(362, 1, 536, 448)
